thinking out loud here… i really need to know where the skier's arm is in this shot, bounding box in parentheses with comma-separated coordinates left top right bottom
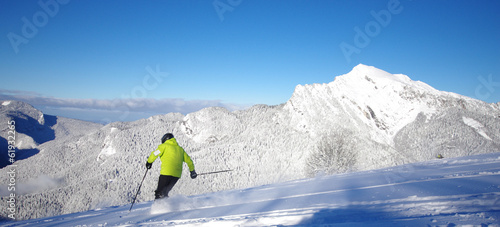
(183, 150, 195, 172)
(147, 148, 162, 164)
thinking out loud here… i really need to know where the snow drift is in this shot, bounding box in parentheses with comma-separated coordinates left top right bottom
(3, 152, 500, 226)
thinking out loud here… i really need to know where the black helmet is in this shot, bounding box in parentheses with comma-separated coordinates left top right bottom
(161, 133, 174, 143)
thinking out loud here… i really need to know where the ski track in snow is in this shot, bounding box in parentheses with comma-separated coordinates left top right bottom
(3, 152, 500, 226)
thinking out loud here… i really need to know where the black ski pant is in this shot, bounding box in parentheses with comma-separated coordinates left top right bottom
(155, 175, 179, 199)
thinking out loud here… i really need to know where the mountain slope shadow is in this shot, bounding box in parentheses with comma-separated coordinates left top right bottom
(10, 113, 57, 144)
(297, 207, 397, 226)
(0, 114, 57, 168)
(0, 137, 8, 168)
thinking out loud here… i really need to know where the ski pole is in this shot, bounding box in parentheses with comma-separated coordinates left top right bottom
(198, 169, 232, 176)
(129, 168, 148, 212)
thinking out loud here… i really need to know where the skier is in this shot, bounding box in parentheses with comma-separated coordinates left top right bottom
(146, 133, 197, 199)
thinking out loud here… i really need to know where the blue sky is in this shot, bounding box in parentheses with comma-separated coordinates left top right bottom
(1, 0, 499, 123)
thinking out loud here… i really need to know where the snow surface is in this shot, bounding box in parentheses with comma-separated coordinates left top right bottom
(3, 152, 500, 226)
(97, 127, 120, 160)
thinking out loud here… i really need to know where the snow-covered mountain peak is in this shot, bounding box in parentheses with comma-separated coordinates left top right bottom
(181, 107, 243, 143)
(334, 64, 439, 97)
(0, 100, 103, 168)
(1, 100, 45, 124)
(284, 64, 491, 144)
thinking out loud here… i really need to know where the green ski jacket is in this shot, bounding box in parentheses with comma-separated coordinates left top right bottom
(147, 138, 194, 178)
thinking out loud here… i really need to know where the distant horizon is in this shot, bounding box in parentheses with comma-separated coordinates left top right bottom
(1, 1, 499, 123)
(1, 63, 499, 124)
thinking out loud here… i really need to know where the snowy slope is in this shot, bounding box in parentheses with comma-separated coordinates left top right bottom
(1, 65, 499, 221)
(3, 152, 499, 226)
(0, 101, 102, 168)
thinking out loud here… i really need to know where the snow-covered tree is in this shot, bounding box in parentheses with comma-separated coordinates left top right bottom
(306, 128, 358, 177)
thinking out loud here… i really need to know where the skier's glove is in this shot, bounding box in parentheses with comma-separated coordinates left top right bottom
(146, 161, 152, 169)
(190, 170, 197, 179)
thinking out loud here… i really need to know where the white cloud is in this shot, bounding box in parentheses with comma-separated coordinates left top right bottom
(0, 90, 249, 123)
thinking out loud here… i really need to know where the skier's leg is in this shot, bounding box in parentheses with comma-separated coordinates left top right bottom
(154, 175, 169, 199)
(161, 176, 179, 198)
